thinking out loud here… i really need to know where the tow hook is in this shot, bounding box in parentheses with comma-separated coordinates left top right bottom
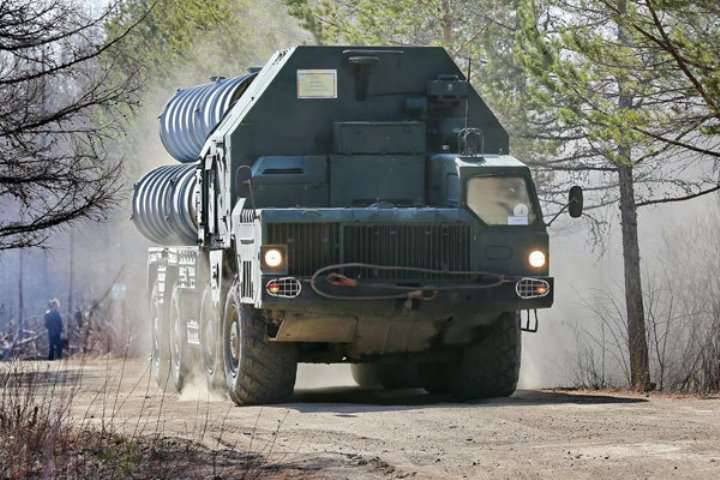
(403, 290, 438, 311)
(327, 273, 358, 287)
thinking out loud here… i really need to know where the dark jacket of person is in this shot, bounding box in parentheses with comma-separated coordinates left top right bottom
(44, 310, 63, 337)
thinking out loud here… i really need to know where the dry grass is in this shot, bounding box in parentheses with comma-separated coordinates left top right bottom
(0, 360, 297, 480)
(0, 361, 77, 479)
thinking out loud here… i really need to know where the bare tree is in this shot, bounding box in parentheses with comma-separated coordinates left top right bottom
(574, 208, 720, 394)
(575, 287, 632, 389)
(0, 1, 150, 250)
(659, 213, 720, 393)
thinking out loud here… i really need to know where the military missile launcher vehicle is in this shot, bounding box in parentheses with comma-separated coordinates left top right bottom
(132, 46, 583, 405)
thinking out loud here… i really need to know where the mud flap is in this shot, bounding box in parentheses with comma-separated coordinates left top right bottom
(520, 309, 539, 333)
(209, 249, 224, 308)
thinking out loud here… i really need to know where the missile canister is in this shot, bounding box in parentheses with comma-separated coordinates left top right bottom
(159, 73, 255, 163)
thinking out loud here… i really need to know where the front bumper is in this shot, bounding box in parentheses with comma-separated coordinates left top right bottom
(259, 273, 554, 317)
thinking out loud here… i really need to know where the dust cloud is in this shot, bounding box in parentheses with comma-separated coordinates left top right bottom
(78, 0, 311, 356)
(519, 194, 717, 389)
(177, 373, 227, 403)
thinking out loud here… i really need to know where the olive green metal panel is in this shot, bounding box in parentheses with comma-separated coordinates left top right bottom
(329, 155, 425, 207)
(333, 121, 425, 155)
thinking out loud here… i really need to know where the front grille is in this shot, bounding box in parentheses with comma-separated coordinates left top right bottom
(267, 222, 471, 279)
(241, 261, 253, 299)
(343, 224, 471, 279)
(267, 223, 340, 276)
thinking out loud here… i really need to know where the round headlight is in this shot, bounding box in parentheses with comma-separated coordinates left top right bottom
(264, 248, 283, 268)
(528, 250, 546, 268)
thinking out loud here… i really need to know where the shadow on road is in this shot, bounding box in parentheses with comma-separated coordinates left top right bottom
(280, 387, 647, 414)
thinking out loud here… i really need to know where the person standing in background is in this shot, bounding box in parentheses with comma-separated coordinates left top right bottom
(44, 299, 63, 360)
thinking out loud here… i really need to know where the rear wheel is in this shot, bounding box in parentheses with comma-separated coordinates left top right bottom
(351, 364, 382, 388)
(169, 286, 188, 393)
(420, 362, 451, 394)
(150, 283, 171, 389)
(351, 362, 415, 390)
(448, 312, 521, 400)
(222, 284, 298, 405)
(199, 286, 225, 392)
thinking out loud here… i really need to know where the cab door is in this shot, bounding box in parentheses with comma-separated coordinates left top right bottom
(200, 145, 232, 249)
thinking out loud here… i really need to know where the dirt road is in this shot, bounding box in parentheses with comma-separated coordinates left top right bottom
(27, 359, 720, 479)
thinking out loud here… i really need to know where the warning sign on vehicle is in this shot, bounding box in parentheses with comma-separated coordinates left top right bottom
(297, 69, 338, 99)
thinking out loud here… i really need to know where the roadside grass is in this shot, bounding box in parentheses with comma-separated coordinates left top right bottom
(0, 358, 300, 480)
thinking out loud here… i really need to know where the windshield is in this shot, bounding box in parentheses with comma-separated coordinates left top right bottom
(466, 176, 537, 225)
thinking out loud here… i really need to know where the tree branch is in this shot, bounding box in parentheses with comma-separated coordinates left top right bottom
(636, 185, 720, 208)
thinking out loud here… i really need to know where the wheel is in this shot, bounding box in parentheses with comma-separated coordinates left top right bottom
(353, 360, 450, 393)
(420, 361, 451, 394)
(199, 286, 225, 392)
(448, 311, 521, 400)
(351, 364, 382, 388)
(168, 286, 188, 393)
(351, 362, 414, 390)
(222, 283, 298, 405)
(150, 283, 171, 389)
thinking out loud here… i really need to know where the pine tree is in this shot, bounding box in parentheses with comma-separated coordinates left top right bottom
(517, 0, 719, 388)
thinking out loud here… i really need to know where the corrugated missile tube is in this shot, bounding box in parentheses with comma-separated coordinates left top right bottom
(132, 163, 198, 245)
(159, 73, 256, 163)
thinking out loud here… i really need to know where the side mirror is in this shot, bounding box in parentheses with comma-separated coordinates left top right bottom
(568, 186, 583, 218)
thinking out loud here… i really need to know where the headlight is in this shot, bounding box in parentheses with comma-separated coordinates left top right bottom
(528, 250, 546, 268)
(264, 248, 283, 268)
(261, 245, 288, 273)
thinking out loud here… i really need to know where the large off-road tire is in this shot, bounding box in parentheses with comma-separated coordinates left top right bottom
(351, 364, 382, 388)
(199, 286, 225, 392)
(448, 311, 521, 400)
(150, 283, 171, 389)
(222, 285, 298, 405)
(351, 362, 414, 389)
(168, 286, 189, 393)
(420, 362, 451, 394)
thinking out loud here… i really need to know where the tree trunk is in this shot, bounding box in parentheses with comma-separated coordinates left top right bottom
(440, 0, 453, 46)
(617, 163, 651, 389)
(615, 0, 651, 390)
(17, 249, 24, 336)
(68, 227, 75, 316)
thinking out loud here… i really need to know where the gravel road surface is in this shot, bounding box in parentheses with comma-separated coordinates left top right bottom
(19, 359, 720, 479)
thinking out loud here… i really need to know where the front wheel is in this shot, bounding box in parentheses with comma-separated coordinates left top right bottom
(448, 311, 521, 400)
(222, 284, 298, 405)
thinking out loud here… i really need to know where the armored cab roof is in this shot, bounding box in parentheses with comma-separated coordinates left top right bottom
(456, 155, 528, 168)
